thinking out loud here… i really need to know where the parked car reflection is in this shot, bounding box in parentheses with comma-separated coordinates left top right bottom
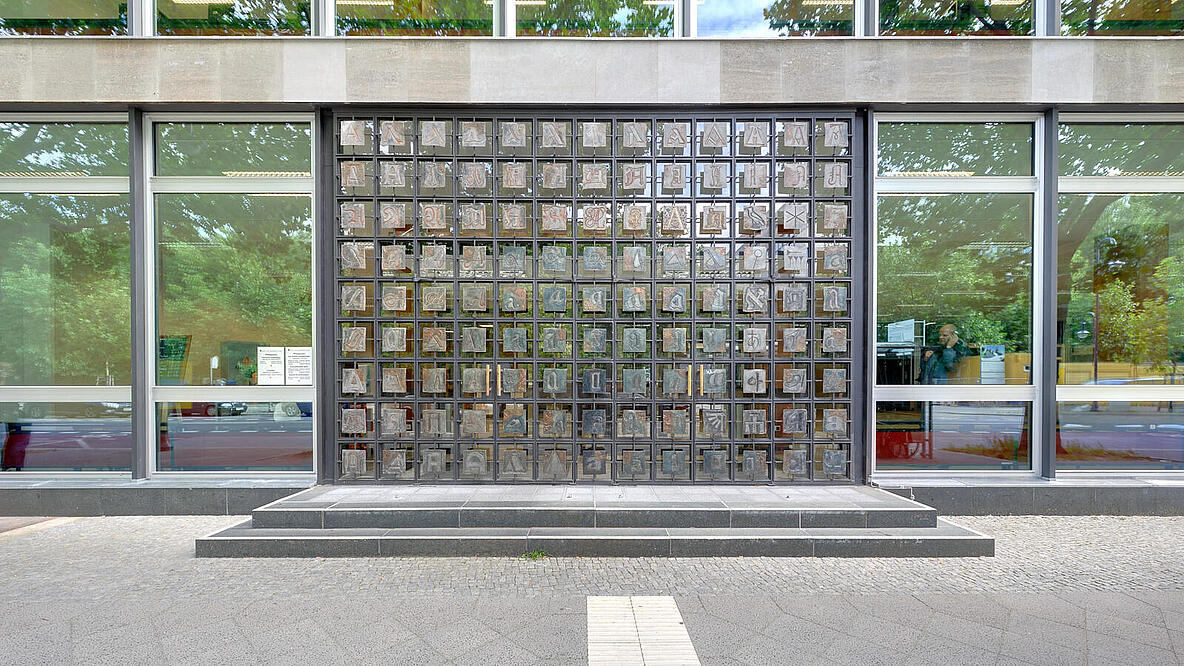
(170, 402, 248, 417)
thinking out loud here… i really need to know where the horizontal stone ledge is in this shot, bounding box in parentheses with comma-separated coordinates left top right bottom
(0, 37, 1181, 105)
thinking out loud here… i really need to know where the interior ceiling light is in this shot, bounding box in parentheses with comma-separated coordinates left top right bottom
(882, 170, 975, 177)
(221, 171, 312, 178)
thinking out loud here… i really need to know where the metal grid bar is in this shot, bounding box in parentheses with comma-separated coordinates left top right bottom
(327, 108, 861, 484)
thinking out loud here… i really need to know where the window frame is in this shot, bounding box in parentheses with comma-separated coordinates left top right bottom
(870, 112, 1046, 477)
(0, 113, 133, 476)
(1055, 115, 1184, 468)
(141, 112, 318, 477)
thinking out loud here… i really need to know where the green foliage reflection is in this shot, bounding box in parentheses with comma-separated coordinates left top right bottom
(157, 0, 310, 36)
(516, 0, 674, 36)
(878, 0, 1032, 34)
(0, 195, 131, 386)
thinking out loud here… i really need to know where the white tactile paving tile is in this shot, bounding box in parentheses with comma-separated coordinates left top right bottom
(588, 596, 700, 666)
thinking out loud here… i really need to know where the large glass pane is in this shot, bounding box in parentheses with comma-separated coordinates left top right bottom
(155, 194, 312, 386)
(877, 194, 1033, 385)
(515, 0, 675, 36)
(879, 0, 1032, 34)
(337, 0, 492, 35)
(876, 400, 1032, 470)
(0, 402, 131, 471)
(1058, 401, 1184, 470)
(1058, 194, 1184, 385)
(697, 0, 854, 36)
(157, 0, 309, 35)
(155, 123, 312, 178)
(0, 194, 131, 386)
(0, 0, 126, 35)
(877, 122, 1033, 177)
(1061, 0, 1184, 35)
(1059, 123, 1184, 177)
(0, 123, 129, 177)
(157, 401, 312, 471)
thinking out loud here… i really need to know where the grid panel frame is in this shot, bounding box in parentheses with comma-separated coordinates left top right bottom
(327, 108, 864, 484)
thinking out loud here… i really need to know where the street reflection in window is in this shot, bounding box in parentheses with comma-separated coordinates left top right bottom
(1, 403, 131, 472)
(157, 401, 312, 471)
(1057, 401, 1184, 470)
(877, 401, 1031, 470)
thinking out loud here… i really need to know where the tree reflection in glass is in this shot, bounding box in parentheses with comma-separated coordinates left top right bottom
(0, 0, 126, 35)
(516, 0, 674, 36)
(698, 0, 853, 36)
(1058, 194, 1184, 386)
(1061, 0, 1184, 35)
(157, 0, 310, 36)
(876, 194, 1033, 385)
(338, 0, 493, 35)
(878, 0, 1032, 35)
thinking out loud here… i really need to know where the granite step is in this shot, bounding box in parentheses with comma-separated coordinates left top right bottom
(196, 519, 992, 558)
(250, 485, 939, 530)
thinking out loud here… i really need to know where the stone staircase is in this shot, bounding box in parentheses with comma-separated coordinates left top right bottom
(196, 485, 993, 558)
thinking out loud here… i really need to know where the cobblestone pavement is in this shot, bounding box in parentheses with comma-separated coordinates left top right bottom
(1, 516, 1182, 664)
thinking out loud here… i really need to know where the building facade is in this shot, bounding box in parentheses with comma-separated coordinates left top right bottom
(1, 0, 1183, 497)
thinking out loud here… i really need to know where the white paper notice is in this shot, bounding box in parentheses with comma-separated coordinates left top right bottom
(285, 347, 313, 386)
(257, 347, 285, 386)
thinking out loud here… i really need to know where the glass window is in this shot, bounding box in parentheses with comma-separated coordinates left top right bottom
(157, 401, 312, 471)
(876, 400, 1032, 470)
(0, 194, 131, 386)
(0, 402, 131, 471)
(155, 194, 312, 386)
(157, 0, 310, 35)
(337, 0, 493, 35)
(1059, 124, 1184, 177)
(515, 0, 675, 36)
(0, 122, 129, 177)
(879, 0, 1032, 34)
(0, 0, 126, 35)
(155, 123, 312, 178)
(697, 0, 854, 36)
(877, 193, 1033, 385)
(877, 122, 1033, 177)
(1057, 194, 1184, 386)
(1057, 401, 1184, 470)
(1061, 0, 1184, 35)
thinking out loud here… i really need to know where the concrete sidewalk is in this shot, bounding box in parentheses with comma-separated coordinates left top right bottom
(1, 515, 1182, 664)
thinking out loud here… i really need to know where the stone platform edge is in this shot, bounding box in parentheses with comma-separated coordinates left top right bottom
(878, 481, 1184, 516)
(0, 480, 314, 516)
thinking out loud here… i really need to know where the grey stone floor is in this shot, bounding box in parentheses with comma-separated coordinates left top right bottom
(1, 515, 1182, 665)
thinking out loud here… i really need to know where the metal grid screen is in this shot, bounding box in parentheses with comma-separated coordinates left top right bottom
(328, 109, 863, 483)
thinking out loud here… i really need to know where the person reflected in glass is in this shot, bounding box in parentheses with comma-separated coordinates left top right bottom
(919, 324, 969, 384)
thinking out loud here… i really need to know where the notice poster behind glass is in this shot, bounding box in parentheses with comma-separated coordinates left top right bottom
(285, 347, 313, 386)
(257, 347, 285, 385)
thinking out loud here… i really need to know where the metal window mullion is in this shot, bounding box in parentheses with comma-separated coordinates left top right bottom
(136, 111, 157, 477)
(149, 176, 315, 194)
(875, 176, 1039, 194)
(1042, 108, 1061, 479)
(1059, 176, 1184, 193)
(0, 177, 129, 194)
(0, 386, 133, 402)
